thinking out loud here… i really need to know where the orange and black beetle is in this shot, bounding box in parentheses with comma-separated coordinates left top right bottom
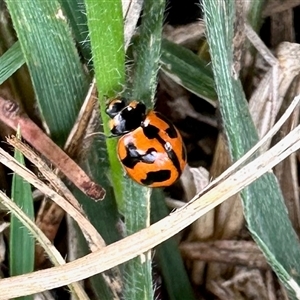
(106, 99, 186, 187)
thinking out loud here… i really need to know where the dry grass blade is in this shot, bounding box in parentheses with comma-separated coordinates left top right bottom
(0, 190, 89, 300)
(0, 144, 105, 251)
(180, 240, 269, 270)
(64, 79, 98, 157)
(275, 82, 300, 231)
(263, 0, 300, 17)
(33, 79, 99, 268)
(5, 137, 123, 297)
(123, 0, 143, 50)
(1, 98, 300, 297)
(7, 137, 86, 217)
(248, 36, 300, 138)
(163, 21, 205, 45)
(200, 94, 300, 193)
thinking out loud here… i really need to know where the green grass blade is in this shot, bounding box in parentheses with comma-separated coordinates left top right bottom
(151, 189, 196, 300)
(85, 0, 125, 209)
(10, 134, 34, 300)
(160, 39, 217, 105)
(74, 143, 124, 300)
(64, 0, 124, 295)
(5, 0, 90, 146)
(59, 0, 92, 64)
(122, 181, 152, 300)
(84, 0, 125, 297)
(202, 0, 300, 297)
(130, 0, 165, 105)
(121, 0, 166, 299)
(0, 42, 25, 85)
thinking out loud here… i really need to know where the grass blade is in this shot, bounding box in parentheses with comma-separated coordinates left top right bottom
(59, 0, 91, 65)
(2, 189, 89, 299)
(0, 42, 25, 85)
(202, 0, 300, 297)
(84, 0, 125, 298)
(130, 1, 165, 104)
(10, 133, 34, 300)
(85, 0, 125, 209)
(248, 0, 266, 30)
(160, 39, 217, 105)
(151, 189, 196, 300)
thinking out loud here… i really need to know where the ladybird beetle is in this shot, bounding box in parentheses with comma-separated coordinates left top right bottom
(106, 99, 187, 187)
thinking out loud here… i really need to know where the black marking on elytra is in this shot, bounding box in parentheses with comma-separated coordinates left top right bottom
(155, 112, 178, 138)
(141, 170, 171, 185)
(166, 127, 178, 139)
(182, 144, 187, 162)
(121, 142, 157, 169)
(141, 122, 182, 179)
(142, 123, 160, 139)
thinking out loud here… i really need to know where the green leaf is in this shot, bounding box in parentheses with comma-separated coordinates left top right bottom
(74, 140, 123, 300)
(5, 0, 90, 146)
(151, 189, 196, 300)
(0, 42, 25, 85)
(122, 180, 152, 300)
(130, 0, 165, 105)
(202, 0, 300, 297)
(160, 39, 217, 105)
(59, 0, 92, 65)
(84, 0, 125, 297)
(85, 0, 125, 209)
(10, 132, 34, 300)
